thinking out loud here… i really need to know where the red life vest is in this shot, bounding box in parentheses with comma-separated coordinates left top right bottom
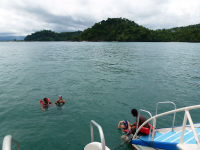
(139, 123, 153, 134)
(123, 123, 153, 135)
(40, 98, 51, 106)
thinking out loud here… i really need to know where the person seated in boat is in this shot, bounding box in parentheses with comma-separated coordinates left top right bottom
(122, 109, 150, 140)
(40, 97, 55, 111)
(55, 95, 65, 106)
(118, 120, 131, 135)
(130, 109, 150, 129)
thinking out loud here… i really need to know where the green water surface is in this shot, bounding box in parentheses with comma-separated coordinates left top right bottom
(0, 42, 200, 150)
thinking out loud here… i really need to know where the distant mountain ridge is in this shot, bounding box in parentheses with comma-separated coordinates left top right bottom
(24, 18, 200, 42)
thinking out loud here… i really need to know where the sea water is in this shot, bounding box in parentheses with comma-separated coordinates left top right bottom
(0, 42, 200, 150)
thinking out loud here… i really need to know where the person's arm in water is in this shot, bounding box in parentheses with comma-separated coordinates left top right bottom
(130, 122, 136, 127)
(61, 100, 65, 104)
(48, 101, 56, 107)
(55, 99, 58, 104)
(55, 99, 65, 105)
(40, 104, 45, 111)
(118, 120, 125, 129)
(125, 118, 139, 137)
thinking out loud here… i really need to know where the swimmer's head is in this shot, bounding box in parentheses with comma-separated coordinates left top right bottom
(123, 120, 128, 128)
(44, 98, 48, 103)
(58, 95, 62, 100)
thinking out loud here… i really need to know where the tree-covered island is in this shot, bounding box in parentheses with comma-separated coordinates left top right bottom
(24, 30, 82, 41)
(24, 18, 200, 42)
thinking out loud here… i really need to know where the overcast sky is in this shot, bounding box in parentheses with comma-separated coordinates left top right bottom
(1, 0, 200, 36)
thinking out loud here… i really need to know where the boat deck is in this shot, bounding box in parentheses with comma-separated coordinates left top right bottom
(137, 123, 200, 144)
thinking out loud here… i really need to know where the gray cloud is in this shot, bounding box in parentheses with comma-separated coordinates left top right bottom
(8, 4, 95, 33)
(0, 0, 200, 36)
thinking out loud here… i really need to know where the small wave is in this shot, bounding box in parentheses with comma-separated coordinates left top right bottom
(192, 76, 200, 79)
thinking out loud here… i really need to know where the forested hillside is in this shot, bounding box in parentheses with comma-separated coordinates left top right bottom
(24, 18, 200, 42)
(80, 18, 152, 41)
(80, 18, 200, 42)
(24, 30, 82, 41)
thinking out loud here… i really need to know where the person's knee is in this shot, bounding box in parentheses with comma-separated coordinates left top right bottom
(121, 135, 126, 139)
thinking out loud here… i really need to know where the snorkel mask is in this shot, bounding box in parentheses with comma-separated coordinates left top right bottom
(58, 95, 62, 100)
(123, 120, 128, 128)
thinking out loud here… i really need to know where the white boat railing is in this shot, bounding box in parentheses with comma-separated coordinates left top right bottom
(90, 120, 106, 150)
(156, 101, 176, 131)
(137, 109, 153, 140)
(2, 135, 20, 150)
(133, 105, 200, 147)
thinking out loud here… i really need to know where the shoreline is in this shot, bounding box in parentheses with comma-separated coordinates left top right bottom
(0, 41, 199, 43)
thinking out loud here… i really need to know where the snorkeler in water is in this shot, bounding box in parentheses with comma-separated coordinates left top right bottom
(40, 98, 56, 111)
(55, 95, 65, 106)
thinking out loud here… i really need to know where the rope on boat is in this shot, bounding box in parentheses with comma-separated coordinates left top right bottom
(113, 139, 131, 150)
(113, 134, 158, 150)
(114, 126, 160, 150)
(138, 138, 158, 150)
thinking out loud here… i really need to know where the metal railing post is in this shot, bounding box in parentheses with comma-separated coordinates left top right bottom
(91, 122, 94, 142)
(180, 111, 187, 144)
(185, 110, 200, 147)
(156, 101, 176, 131)
(90, 120, 106, 150)
(2, 135, 20, 150)
(152, 118, 156, 141)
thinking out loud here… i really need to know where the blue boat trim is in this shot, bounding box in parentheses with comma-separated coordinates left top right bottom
(132, 127, 200, 149)
(132, 139, 179, 150)
(139, 132, 163, 141)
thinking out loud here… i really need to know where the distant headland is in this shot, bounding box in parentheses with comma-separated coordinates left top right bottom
(24, 18, 200, 42)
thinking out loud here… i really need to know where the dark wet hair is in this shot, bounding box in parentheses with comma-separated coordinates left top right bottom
(44, 98, 48, 103)
(131, 109, 138, 116)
